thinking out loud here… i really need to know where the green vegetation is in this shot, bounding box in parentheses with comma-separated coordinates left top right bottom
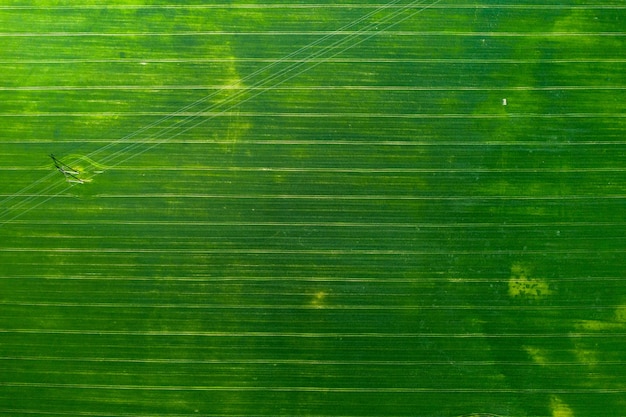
(1, 1, 625, 416)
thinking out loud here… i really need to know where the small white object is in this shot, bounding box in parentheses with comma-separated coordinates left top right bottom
(502, 98, 507, 106)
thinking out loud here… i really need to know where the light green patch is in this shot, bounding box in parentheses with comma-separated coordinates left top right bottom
(309, 289, 329, 309)
(575, 319, 624, 332)
(614, 305, 626, 322)
(574, 303, 626, 333)
(572, 346, 598, 366)
(523, 345, 549, 365)
(507, 263, 552, 299)
(550, 395, 574, 417)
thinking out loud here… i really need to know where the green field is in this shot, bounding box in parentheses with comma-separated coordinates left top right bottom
(1, 1, 625, 416)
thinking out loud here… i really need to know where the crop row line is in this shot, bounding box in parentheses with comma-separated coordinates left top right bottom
(3, 85, 626, 91)
(1, 4, 626, 9)
(3, 247, 625, 255)
(5, 140, 626, 146)
(4, 356, 626, 367)
(3, 58, 626, 64)
(1, 382, 625, 393)
(35, 193, 626, 200)
(2, 329, 625, 338)
(1, 3, 626, 9)
(2, 31, 626, 37)
(4, 112, 626, 118)
(2, 167, 625, 173)
(4, 301, 623, 310)
(3, 220, 624, 227)
(4, 276, 625, 283)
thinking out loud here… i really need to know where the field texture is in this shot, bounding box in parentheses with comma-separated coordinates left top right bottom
(1, 1, 625, 416)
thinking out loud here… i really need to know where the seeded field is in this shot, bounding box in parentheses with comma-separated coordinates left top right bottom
(0, 1, 625, 416)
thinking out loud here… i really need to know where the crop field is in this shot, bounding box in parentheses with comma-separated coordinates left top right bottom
(0, 1, 625, 416)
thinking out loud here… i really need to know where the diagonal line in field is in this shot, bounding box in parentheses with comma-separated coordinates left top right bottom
(0, 0, 441, 227)
(85, 0, 413, 165)
(91, 0, 442, 171)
